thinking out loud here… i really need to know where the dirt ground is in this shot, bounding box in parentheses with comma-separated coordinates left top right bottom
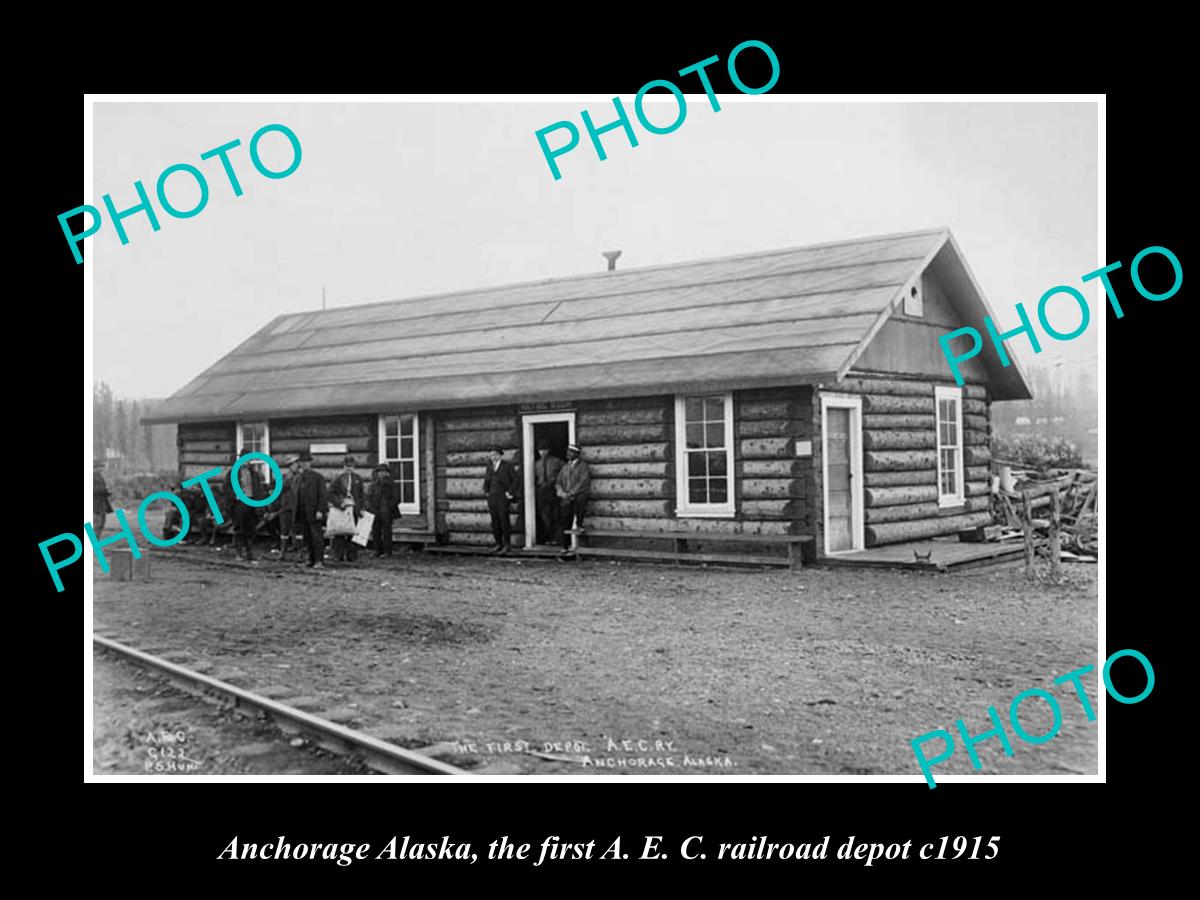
(91, 541, 1098, 779)
(92, 646, 374, 776)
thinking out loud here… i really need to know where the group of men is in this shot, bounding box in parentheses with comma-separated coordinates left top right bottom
(266, 453, 402, 568)
(485, 441, 591, 557)
(156, 451, 402, 569)
(95, 440, 593, 565)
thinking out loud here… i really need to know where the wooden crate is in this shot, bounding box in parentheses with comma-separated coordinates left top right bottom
(108, 548, 151, 582)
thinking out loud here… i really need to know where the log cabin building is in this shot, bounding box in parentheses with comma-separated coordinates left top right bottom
(144, 228, 1031, 564)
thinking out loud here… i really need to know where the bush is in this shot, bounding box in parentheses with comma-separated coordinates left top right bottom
(992, 433, 1085, 470)
(106, 470, 180, 504)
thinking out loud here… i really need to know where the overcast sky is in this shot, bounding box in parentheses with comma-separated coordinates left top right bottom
(91, 100, 1098, 399)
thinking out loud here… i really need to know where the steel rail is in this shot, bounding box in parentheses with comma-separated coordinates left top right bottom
(93, 634, 468, 776)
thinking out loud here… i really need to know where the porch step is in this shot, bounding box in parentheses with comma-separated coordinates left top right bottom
(421, 545, 563, 559)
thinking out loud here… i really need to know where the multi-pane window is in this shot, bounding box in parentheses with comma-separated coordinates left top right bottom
(236, 421, 272, 487)
(935, 386, 964, 506)
(674, 393, 735, 517)
(379, 413, 420, 514)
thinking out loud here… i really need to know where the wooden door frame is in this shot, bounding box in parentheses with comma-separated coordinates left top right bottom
(820, 394, 864, 555)
(521, 412, 576, 547)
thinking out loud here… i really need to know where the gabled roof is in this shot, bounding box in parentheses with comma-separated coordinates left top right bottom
(144, 227, 1029, 423)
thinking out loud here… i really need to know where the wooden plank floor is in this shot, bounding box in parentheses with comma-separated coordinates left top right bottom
(821, 538, 1026, 571)
(423, 538, 1025, 571)
(421, 544, 790, 568)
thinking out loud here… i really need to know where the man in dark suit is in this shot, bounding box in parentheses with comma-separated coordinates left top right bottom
(328, 455, 365, 562)
(268, 455, 301, 557)
(295, 452, 329, 569)
(93, 460, 113, 537)
(366, 463, 397, 557)
(483, 446, 520, 555)
(231, 449, 266, 563)
(534, 439, 564, 546)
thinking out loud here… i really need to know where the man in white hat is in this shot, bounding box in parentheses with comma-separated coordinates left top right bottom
(555, 444, 591, 555)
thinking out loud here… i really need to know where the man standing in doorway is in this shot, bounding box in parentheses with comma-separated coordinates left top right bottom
(295, 452, 328, 569)
(483, 446, 519, 555)
(534, 439, 564, 546)
(556, 444, 591, 557)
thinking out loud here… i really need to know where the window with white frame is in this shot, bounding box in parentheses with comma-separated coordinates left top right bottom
(935, 387, 964, 507)
(674, 393, 735, 517)
(236, 421, 272, 487)
(378, 413, 421, 514)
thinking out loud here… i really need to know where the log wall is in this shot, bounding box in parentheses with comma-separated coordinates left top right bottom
(734, 387, 814, 537)
(178, 415, 431, 529)
(435, 406, 521, 545)
(175, 372, 992, 556)
(271, 415, 378, 481)
(429, 389, 817, 549)
(815, 375, 994, 549)
(177, 422, 237, 480)
(576, 388, 815, 554)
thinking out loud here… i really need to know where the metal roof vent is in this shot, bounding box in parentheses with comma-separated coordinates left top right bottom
(602, 250, 622, 272)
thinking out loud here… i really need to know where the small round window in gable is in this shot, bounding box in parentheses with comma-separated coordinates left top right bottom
(903, 282, 924, 317)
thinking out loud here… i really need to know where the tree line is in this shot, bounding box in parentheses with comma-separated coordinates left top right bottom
(93, 382, 177, 472)
(991, 365, 1098, 465)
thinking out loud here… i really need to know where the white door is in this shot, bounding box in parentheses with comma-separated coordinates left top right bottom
(521, 412, 576, 547)
(821, 395, 864, 554)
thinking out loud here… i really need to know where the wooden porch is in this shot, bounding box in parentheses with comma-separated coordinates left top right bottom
(819, 537, 1026, 571)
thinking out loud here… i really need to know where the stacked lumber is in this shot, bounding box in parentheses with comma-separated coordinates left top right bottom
(994, 462, 1098, 563)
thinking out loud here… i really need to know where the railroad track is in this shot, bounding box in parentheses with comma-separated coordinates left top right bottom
(93, 635, 467, 776)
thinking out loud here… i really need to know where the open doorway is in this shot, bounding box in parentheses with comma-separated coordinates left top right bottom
(521, 412, 575, 548)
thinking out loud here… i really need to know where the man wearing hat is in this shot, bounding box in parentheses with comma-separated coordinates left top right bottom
(534, 439, 564, 546)
(269, 455, 302, 557)
(92, 459, 113, 537)
(483, 446, 520, 555)
(295, 452, 329, 569)
(328, 455, 365, 562)
(556, 444, 592, 555)
(231, 448, 265, 563)
(365, 463, 398, 558)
